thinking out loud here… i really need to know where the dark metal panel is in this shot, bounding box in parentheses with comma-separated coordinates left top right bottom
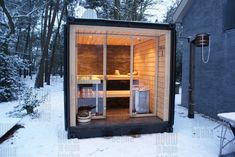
(168, 26, 176, 127)
(223, 0, 235, 31)
(64, 23, 70, 131)
(67, 17, 173, 30)
(67, 24, 71, 131)
(68, 121, 170, 139)
(63, 24, 68, 130)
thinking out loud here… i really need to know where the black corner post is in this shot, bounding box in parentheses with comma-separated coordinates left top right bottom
(188, 33, 210, 118)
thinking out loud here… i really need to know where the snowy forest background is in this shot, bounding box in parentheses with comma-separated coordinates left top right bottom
(0, 0, 181, 103)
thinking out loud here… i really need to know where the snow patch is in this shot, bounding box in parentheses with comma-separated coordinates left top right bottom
(1, 80, 235, 157)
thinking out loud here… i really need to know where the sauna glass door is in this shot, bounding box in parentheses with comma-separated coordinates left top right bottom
(106, 35, 131, 119)
(76, 33, 106, 119)
(130, 36, 158, 117)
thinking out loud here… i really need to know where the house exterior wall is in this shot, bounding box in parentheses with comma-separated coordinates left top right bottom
(180, 0, 235, 119)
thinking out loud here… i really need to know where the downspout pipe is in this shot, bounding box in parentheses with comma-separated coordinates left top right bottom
(187, 33, 210, 118)
(188, 40, 196, 118)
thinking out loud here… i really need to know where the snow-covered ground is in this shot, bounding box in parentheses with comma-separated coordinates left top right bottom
(0, 101, 20, 138)
(0, 78, 234, 157)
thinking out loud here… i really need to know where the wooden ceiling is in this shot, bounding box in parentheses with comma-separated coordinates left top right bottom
(76, 35, 153, 46)
(75, 26, 166, 46)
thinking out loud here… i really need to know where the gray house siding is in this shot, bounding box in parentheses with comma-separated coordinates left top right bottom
(180, 0, 235, 119)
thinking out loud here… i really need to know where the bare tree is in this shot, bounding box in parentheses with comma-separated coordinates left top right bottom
(164, 0, 181, 23)
(47, 2, 67, 85)
(0, 0, 15, 54)
(0, 0, 15, 35)
(114, 0, 121, 20)
(35, 0, 60, 88)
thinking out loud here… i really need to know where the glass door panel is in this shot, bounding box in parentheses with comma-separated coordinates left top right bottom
(106, 35, 131, 118)
(130, 36, 157, 117)
(76, 33, 106, 119)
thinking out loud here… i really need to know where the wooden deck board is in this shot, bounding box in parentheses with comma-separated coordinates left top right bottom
(69, 107, 170, 139)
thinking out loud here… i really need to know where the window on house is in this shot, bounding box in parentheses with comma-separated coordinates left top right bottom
(223, 0, 235, 31)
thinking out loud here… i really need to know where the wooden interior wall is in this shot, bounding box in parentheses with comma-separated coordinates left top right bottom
(77, 45, 130, 75)
(107, 46, 130, 75)
(157, 35, 166, 119)
(77, 45, 103, 75)
(134, 39, 156, 113)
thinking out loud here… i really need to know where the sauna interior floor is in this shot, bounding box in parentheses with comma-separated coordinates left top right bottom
(107, 108, 129, 121)
(76, 107, 163, 128)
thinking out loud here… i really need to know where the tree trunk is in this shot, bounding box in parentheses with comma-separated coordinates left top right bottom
(35, 2, 49, 88)
(28, 25, 34, 79)
(23, 21, 31, 78)
(35, 0, 60, 87)
(45, 0, 60, 85)
(23, 20, 31, 57)
(0, 0, 15, 54)
(114, 0, 120, 20)
(131, 0, 138, 21)
(44, 1, 53, 84)
(23, 69, 27, 78)
(60, 40, 63, 78)
(0, 0, 15, 35)
(15, 28, 21, 54)
(19, 69, 22, 77)
(48, 4, 66, 85)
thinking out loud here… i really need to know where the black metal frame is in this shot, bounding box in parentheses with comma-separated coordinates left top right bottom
(64, 23, 70, 131)
(169, 26, 176, 129)
(64, 17, 176, 138)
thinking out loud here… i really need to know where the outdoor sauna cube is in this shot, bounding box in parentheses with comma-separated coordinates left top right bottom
(64, 18, 176, 139)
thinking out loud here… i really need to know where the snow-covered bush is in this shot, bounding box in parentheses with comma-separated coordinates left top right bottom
(0, 52, 26, 102)
(8, 87, 47, 118)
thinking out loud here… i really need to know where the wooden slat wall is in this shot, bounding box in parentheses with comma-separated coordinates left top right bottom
(157, 35, 166, 119)
(134, 39, 156, 113)
(133, 36, 167, 120)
